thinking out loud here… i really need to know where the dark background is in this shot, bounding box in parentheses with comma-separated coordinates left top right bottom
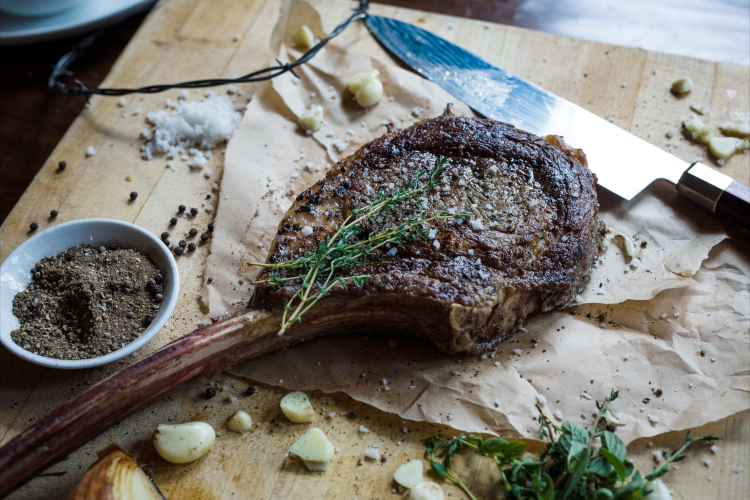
(1, 0, 748, 223)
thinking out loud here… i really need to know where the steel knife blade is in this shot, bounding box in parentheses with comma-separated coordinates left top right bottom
(364, 15, 749, 227)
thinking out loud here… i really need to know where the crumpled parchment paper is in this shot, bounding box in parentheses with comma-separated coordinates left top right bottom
(204, 0, 749, 443)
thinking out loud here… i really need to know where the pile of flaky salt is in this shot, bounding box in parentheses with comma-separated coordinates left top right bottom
(140, 89, 247, 170)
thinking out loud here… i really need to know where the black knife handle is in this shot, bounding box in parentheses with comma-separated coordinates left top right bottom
(676, 162, 750, 229)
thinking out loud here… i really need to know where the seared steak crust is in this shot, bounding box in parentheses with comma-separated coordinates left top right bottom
(252, 112, 605, 353)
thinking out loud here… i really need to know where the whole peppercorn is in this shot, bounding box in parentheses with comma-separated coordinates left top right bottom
(606, 424, 616, 432)
(188, 228, 198, 237)
(143, 315, 153, 326)
(207, 222, 214, 232)
(50, 210, 58, 218)
(57, 160, 67, 171)
(174, 246, 184, 256)
(179, 240, 187, 248)
(162, 239, 170, 247)
(129, 191, 138, 201)
(160, 232, 169, 240)
(190, 207, 198, 216)
(29, 222, 39, 231)
(205, 387, 217, 399)
(110, 243, 118, 250)
(349, 410, 358, 419)
(65, 252, 74, 261)
(246, 386, 257, 396)
(200, 232, 209, 242)
(187, 242, 197, 252)
(170, 217, 177, 226)
(155, 273, 163, 283)
(154, 293, 163, 302)
(178, 205, 186, 213)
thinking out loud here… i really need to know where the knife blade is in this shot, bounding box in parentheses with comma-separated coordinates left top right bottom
(364, 15, 749, 228)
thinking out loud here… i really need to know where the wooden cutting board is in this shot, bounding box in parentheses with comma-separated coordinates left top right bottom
(1, 0, 748, 498)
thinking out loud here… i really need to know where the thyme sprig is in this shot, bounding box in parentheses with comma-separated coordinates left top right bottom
(250, 156, 470, 335)
(425, 391, 717, 500)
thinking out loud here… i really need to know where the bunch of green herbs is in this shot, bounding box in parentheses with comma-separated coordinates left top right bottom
(425, 390, 717, 500)
(250, 156, 470, 335)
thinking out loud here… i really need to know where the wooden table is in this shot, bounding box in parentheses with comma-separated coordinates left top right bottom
(1, 0, 748, 498)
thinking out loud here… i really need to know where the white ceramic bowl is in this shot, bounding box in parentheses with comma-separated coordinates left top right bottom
(0, 219, 178, 369)
(0, 0, 87, 17)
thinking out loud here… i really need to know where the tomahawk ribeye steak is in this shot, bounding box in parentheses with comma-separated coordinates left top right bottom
(0, 109, 604, 495)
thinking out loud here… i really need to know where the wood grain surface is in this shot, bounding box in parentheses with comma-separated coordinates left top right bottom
(0, 0, 748, 499)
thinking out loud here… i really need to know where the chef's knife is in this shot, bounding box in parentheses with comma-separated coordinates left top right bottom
(364, 15, 750, 229)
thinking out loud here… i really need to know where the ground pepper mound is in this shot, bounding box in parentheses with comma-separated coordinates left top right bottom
(11, 245, 164, 360)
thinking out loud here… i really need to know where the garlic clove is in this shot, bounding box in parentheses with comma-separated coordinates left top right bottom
(294, 25, 315, 50)
(355, 78, 384, 108)
(289, 427, 334, 471)
(280, 391, 315, 423)
(298, 104, 324, 132)
(70, 445, 163, 499)
(153, 421, 215, 464)
(346, 69, 380, 94)
(671, 77, 693, 96)
(719, 122, 750, 138)
(683, 114, 711, 143)
(394, 459, 424, 489)
(403, 481, 445, 500)
(227, 410, 253, 432)
(708, 136, 738, 159)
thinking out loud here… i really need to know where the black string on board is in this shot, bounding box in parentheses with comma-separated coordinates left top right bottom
(48, 0, 370, 98)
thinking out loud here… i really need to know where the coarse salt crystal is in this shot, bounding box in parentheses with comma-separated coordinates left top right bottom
(86, 146, 95, 157)
(710, 444, 719, 453)
(118, 97, 127, 107)
(301, 225, 313, 236)
(554, 410, 563, 420)
(365, 447, 379, 459)
(359, 425, 369, 433)
(470, 219, 484, 231)
(647, 414, 660, 424)
(433, 240, 441, 250)
(536, 394, 547, 405)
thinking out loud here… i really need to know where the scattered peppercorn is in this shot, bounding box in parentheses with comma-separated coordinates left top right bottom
(65, 252, 74, 261)
(170, 217, 177, 226)
(206, 387, 217, 399)
(606, 424, 616, 432)
(349, 411, 358, 419)
(200, 232, 209, 242)
(29, 222, 38, 231)
(49, 210, 58, 218)
(189, 228, 198, 237)
(246, 386, 257, 396)
(110, 243, 118, 250)
(129, 191, 138, 201)
(174, 246, 184, 256)
(190, 207, 198, 216)
(654, 388, 663, 397)
(178, 205, 186, 213)
(154, 293, 163, 302)
(160, 232, 169, 240)
(163, 239, 170, 247)
(187, 243, 196, 252)
(380, 455, 387, 463)
(155, 273, 163, 283)
(179, 240, 187, 248)
(207, 222, 214, 232)
(57, 161, 67, 171)
(700, 349, 706, 357)
(143, 315, 153, 326)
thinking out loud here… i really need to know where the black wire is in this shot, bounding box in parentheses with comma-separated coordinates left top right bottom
(49, 0, 370, 97)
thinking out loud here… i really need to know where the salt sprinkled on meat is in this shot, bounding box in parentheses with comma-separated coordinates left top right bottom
(140, 95, 242, 161)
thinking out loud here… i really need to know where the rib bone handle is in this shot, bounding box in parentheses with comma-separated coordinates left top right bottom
(0, 309, 282, 498)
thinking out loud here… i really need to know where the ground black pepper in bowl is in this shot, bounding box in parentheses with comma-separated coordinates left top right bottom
(10, 245, 164, 360)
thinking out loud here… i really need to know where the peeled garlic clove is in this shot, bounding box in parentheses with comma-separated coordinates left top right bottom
(394, 459, 423, 489)
(298, 104, 324, 132)
(294, 25, 315, 50)
(153, 422, 215, 464)
(683, 114, 711, 143)
(355, 78, 384, 108)
(671, 76, 693, 96)
(719, 122, 750, 138)
(70, 445, 163, 500)
(289, 427, 334, 471)
(403, 481, 444, 500)
(280, 391, 315, 423)
(708, 136, 737, 159)
(227, 410, 253, 432)
(346, 69, 380, 94)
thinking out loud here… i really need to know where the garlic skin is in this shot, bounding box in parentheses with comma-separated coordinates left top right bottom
(280, 391, 315, 423)
(403, 481, 444, 500)
(289, 427, 334, 471)
(346, 69, 384, 108)
(295, 25, 315, 50)
(298, 104, 324, 132)
(153, 422, 215, 464)
(394, 459, 424, 489)
(70, 445, 162, 499)
(227, 410, 253, 432)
